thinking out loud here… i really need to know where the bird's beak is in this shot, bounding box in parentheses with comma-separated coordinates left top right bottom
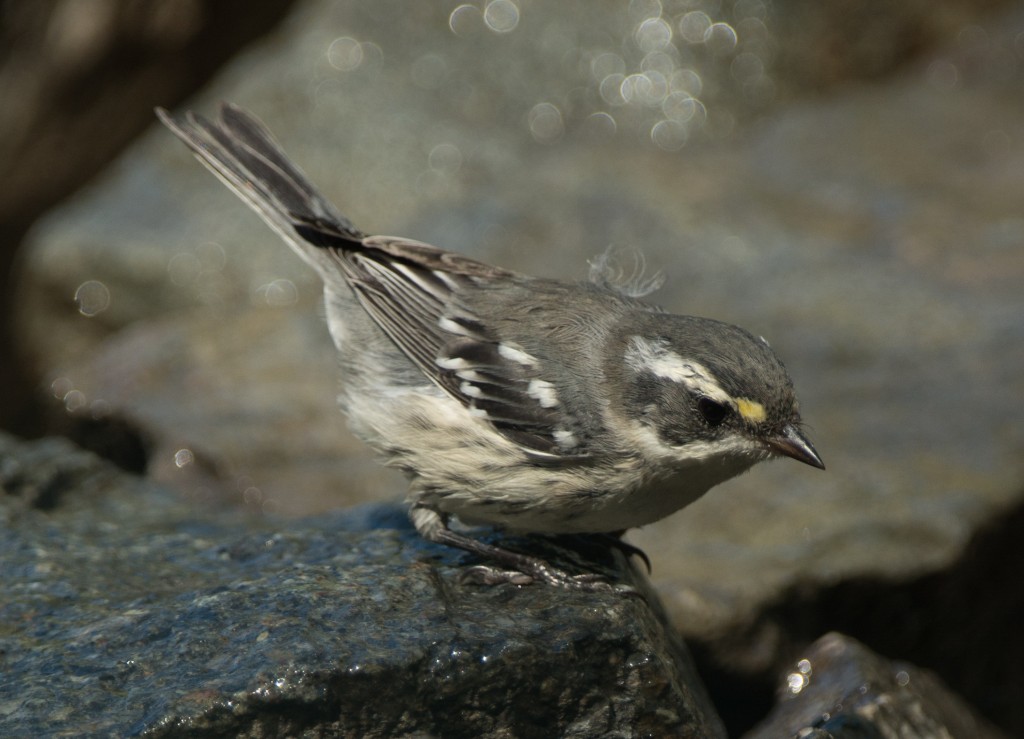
(766, 425, 825, 469)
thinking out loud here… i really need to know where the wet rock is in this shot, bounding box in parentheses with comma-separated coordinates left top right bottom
(0, 433, 725, 738)
(746, 633, 1005, 739)
(705, 494, 1024, 736)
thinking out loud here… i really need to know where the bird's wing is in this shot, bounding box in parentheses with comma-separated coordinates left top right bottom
(159, 103, 582, 459)
(310, 231, 581, 459)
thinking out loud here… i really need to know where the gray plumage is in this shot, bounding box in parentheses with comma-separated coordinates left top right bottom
(157, 103, 823, 590)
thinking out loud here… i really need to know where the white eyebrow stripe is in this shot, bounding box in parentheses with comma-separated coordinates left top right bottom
(624, 336, 732, 403)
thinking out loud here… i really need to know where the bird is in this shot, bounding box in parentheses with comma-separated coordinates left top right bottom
(157, 103, 824, 591)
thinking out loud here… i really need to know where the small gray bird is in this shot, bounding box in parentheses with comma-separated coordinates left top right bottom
(157, 103, 823, 591)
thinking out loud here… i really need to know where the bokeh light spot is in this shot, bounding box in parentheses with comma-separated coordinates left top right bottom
(705, 22, 738, 55)
(63, 389, 87, 413)
(528, 102, 564, 143)
(583, 111, 617, 139)
(669, 67, 703, 96)
(449, 4, 482, 36)
(636, 17, 673, 52)
(927, 60, 959, 90)
(428, 143, 463, 174)
(678, 11, 712, 44)
(327, 37, 364, 72)
(483, 0, 519, 34)
(590, 52, 626, 80)
(600, 73, 628, 106)
(628, 0, 662, 21)
(168, 252, 201, 286)
(651, 119, 688, 150)
(786, 671, 808, 694)
(662, 92, 703, 123)
(74, 280, 110, 317)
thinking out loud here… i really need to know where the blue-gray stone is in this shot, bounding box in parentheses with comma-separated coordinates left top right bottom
(0, 433, 724, 738)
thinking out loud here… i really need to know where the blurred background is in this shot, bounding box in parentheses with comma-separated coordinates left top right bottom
(3, 0, 1023, 734)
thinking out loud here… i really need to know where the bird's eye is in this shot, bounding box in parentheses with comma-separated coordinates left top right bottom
(697, 397, 729, 427)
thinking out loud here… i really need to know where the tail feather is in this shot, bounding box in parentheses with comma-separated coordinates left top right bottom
(155, 103, 365, 269)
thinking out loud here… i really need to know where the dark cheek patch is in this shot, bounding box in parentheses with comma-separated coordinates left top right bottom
(624, 371, 724, 447)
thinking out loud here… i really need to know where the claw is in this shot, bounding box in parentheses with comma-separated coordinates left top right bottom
(564, 533, 652, 574)
(461, 565, 535, 587)
(459, 562, 639, 595)
(417, 508, 639, 594)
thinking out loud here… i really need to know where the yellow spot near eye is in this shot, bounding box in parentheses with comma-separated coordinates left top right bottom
(736, 397, 766, 423)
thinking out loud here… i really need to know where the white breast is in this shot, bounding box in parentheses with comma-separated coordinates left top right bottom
(341, 382, 761, 535)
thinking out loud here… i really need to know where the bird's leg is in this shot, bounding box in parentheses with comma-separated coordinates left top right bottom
(410, 506, 635, 593)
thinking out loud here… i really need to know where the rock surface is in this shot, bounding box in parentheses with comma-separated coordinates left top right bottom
(0, 432, 725, 738)
(747, 633, 1005, 739)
